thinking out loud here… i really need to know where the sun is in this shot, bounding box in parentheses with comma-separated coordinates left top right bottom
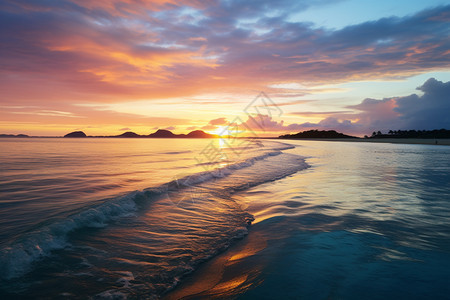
(213, 125, 230, 137)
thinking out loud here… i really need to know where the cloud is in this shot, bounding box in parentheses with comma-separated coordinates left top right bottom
(1, 1, 450, 135)
(346, 97, 400, 129)
(241, 78, 450, 136)
(303, 78, 450, 134)
(164, 126, 176, 130)
(241, 114, 303, 132)
(119, 127, 131, 131)
(237, 113, 360, 135)
(1, 1, 449, 106)
(395, 78, 450, 129)
(289, 111, 352, 116)
(208, 117, 228, 126)
(0, 103, 189, 127)
(264, 99, 315, 107)
(200, 125, 214, 130)
(200, 117, 229, 131)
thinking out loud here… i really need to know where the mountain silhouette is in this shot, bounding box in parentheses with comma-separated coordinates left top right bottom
(148, 129, 178, 138)
(186, 130, 216, 138)
(116, 131, 140, 138)
(64, 131, 87, 138)
(63, 129, 217, 138)
(279, 130, 357, 139)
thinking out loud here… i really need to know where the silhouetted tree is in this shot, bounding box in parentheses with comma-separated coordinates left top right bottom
(366, 129, 450, 139)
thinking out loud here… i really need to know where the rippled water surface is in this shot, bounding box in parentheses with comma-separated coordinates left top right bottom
(1, 138, 449, 299)
(231, 141, 450, 300)
(0, 138, 305, 298)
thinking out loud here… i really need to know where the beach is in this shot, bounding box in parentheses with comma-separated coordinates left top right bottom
(278, 138, 450, 145)
(3, 1, 450, 298)
(166, 140, 450, 299)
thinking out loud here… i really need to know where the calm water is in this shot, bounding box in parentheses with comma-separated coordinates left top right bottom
(231, 141, 450, 300)
(0, 138, 449, 299)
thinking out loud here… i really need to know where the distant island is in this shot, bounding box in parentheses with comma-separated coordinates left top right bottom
(0, 134, 29, 138)
(64, 131, 87, 138)
(5, 128, 449, 141)
(279, 130, 358, 139)
(365, 129, 450, 139)
(64, 129, 218, 138)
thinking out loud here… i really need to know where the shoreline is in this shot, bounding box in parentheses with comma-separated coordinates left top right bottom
(2, 136, 449, 145)
(278, 138, 450, 145)
(163, 137, 450, 299)
(163, 229, 269, 300)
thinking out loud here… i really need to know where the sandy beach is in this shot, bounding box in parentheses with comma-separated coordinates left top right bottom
(278, 138, 450, 145)
(164, 230, 268, 300)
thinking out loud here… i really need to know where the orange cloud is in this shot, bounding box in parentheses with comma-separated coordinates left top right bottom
(1, 1, 450, 135)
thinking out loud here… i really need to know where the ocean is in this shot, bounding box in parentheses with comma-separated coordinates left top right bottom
(0, 138, 449, 299)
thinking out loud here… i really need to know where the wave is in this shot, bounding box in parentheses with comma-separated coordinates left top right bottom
(160, 150, 193, 155)
(0, 141, 306, 281)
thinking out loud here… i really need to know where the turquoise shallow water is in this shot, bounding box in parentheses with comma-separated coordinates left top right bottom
(233, 141, 450, 299)
(1, 138, 449, 299)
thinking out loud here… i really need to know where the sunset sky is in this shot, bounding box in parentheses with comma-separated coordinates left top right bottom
(1, 0, 449, 136)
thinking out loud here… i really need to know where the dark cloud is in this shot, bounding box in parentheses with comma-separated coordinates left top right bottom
(395, 78, 450, 129)
(346, 97, 399, 130)
(312, 78, 450, 134)
(249, 78, 450, 135)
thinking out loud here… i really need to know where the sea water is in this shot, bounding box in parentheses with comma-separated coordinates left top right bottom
(1, 138, 449, 299)
(233, 140, 450, 300)
(0, 138, 306, 298)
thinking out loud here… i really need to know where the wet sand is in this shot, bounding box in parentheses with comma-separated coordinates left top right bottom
(164, 230, 268, 300)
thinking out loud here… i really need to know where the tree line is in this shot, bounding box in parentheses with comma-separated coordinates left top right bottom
(365, 129, 450, 139)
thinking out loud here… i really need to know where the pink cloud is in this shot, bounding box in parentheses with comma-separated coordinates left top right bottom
(208, 117, 228, 126)
(1, 1, 449, 135)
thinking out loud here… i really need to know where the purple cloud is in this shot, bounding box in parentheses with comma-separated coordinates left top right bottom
(1, 1, 449, 105)
(295, 78, 450, 134)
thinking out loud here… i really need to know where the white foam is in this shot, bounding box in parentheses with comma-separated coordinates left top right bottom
(94, 289, 128, 300)
(0, 193, 140, 279)
(0, 141, 304, 280)
(116, 271, 134, 288)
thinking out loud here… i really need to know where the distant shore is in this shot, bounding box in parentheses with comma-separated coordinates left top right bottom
(278, 138, 450, 145)
(1, 135, 449, 145)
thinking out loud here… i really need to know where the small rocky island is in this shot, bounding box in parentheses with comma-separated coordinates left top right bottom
(0, 134, 29, 138)
(279, 130, 358, 139)
(64, 131, 87, 138)
(63, 129, 218, 138)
